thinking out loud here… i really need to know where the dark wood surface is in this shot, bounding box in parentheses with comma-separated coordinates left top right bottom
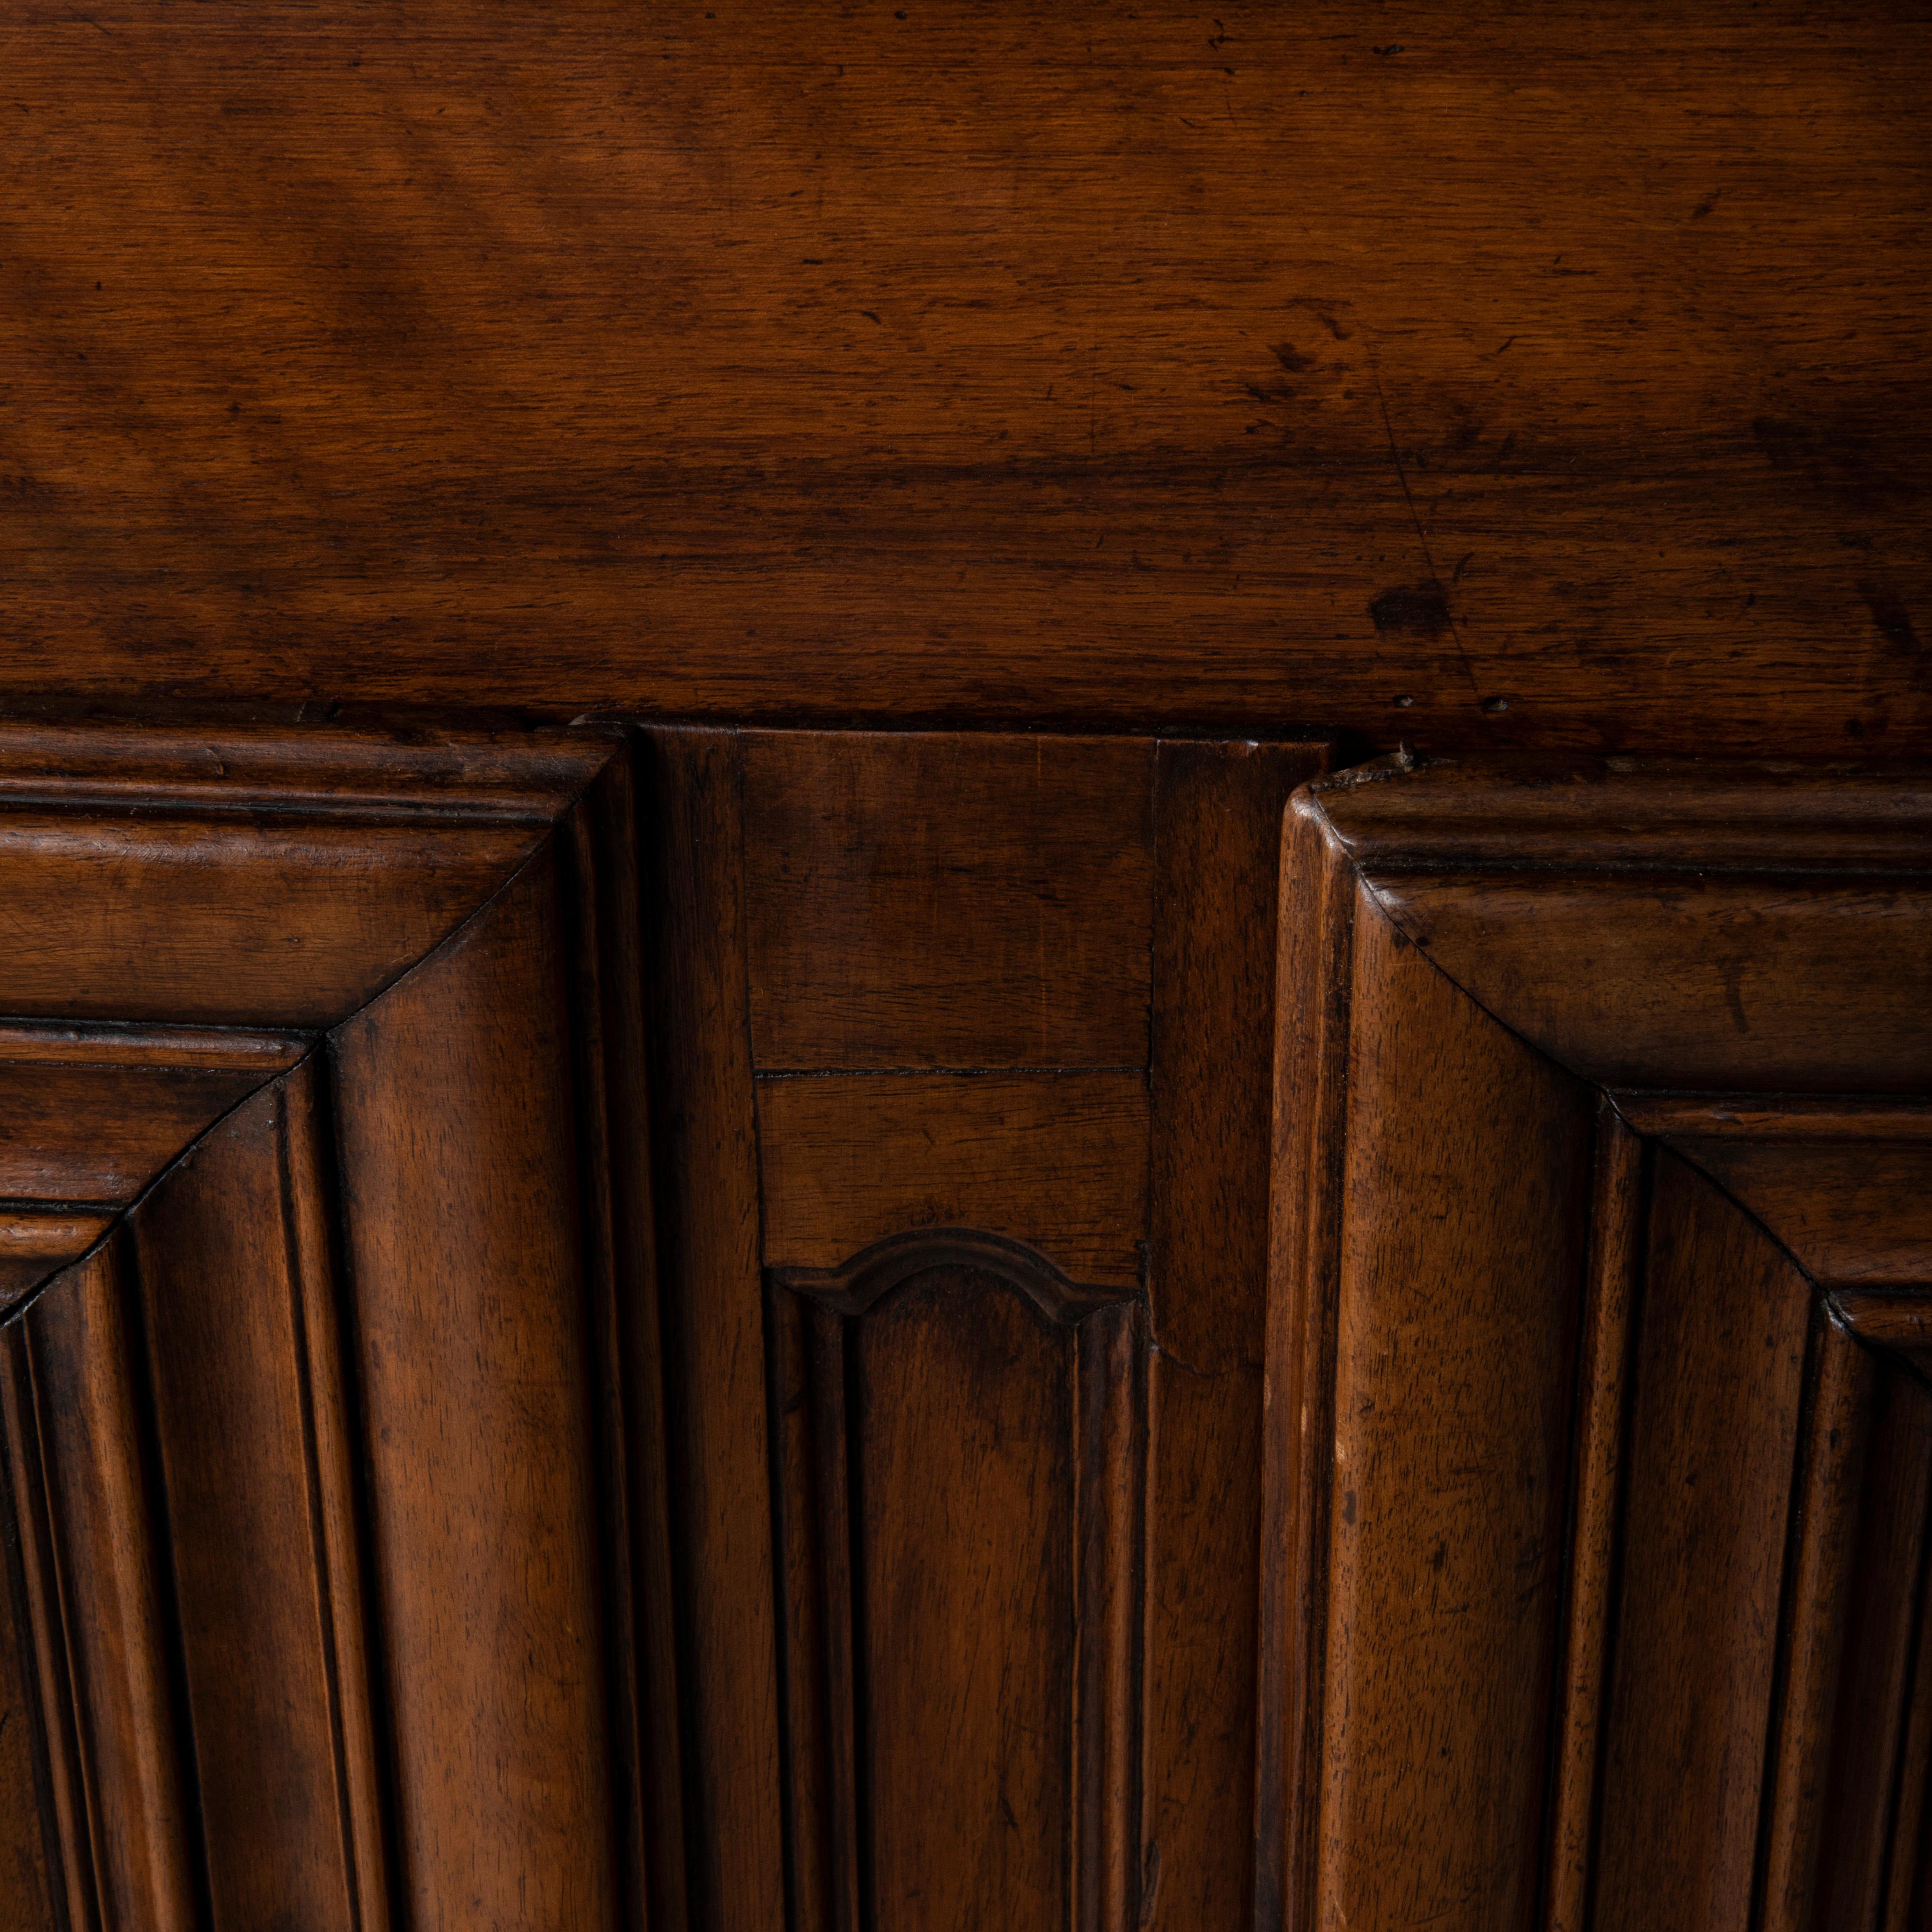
(742, 732, 1155, 1071)
(3, 720, 1931, 1929)
(0, 2, 1928, 1909)
(1269, 750, 1932, 1931)
(0, 722, 655, 1932)
(0, 5, 1925, 754)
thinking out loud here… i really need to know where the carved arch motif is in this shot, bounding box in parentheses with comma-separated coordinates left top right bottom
(767, 1230, 1146, 1932)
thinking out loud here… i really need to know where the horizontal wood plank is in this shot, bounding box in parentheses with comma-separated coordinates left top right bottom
(0, 7, 1924, 751)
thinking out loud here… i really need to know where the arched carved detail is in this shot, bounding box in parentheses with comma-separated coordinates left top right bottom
(767, 1225, 1135, 1325)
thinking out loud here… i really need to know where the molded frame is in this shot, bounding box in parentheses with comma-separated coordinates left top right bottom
(0, 722, 682, 1932)
(1261, 753, 1932, 1932)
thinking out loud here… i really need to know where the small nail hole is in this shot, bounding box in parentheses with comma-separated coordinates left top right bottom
(1392, 694, 1416, 709)
(1481, 695, 1510, 715)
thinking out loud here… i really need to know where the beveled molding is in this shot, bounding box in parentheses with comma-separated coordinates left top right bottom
(1263, 752, 1932, 1932)
(0, 719, 685, 1932)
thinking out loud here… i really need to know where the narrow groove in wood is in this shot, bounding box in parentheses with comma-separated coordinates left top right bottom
(603, 750, 692, 1932)
(1074, 1304, 1146, 1932)
(1612, 1095, 1932, 1142)
(275, 1082, 367, 1932)
(1877, 1476, 1932, 1929)
(560, 788, 659, 1932)
(0, 1330, 97, 1931)
(1544, 1108, 1648, 1932)
(287, 1065, 393, 1932)
(117, 1235, 217, 1932)
(1753, 1312, 1879, 1932)
(0, 1345, 67, 1931)
(320, 1034, 413, 1932)
(1256, 810, 1357, 1932)
(762, 1281, 806, 1932)
(755, 1065, 1150, 1081)
(741, 732, 801, 1932)
(842, 1317, 878, 1932)
(36, 1316, 113, 1932)
(641, 724, 786, 1931)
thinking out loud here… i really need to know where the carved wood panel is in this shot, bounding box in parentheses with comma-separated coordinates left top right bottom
(0, 723, 663, 1932)
(769, 1233, 1144, 1932)
(1265, 754, 1932, 1932)
(648, 725, 1323, 1930)
(0, 719, 1322, 1931)
(11, 726, 1923, 1931)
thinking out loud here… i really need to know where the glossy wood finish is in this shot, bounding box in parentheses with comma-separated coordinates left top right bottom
(131, 1065, 386, 1932)
(334, 850, 620, 1929)
(0, 721, 660, 1931)
(757, 1072, 1151, 1289)
(742, 733, 1154, 1071)
(1592, 1156, 1815, 1930)
(2, 7, 1927, 755)
(686, 724, 1323, 1930)
(1267, 752, 1932, 1932)
(8, 721, 1928, 1930)
(635, 726, 785, 1931)
(1143, 739, 1312, 1932)
(770, 1240, 1144, 1932)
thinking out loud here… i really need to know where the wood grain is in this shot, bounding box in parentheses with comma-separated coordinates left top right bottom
(561, 748, 689, 1932)
(1256, 799, 1357, 1932)
(861, 1270, 1077, 1930)
(756, 1070, 1150, 1289)
(1757, 1312, 1877, 1932)
(743, 731, 1155, 1072)
(133, 1064, 386, 1932)
(0, 1063, 295, 1204)
(772, 1253, 1144, 1932)
(1141, 735, 1321, 1932)
(1316, 902, 1592, 1932)
(0, 1329, 93, 1932)
(0, 722, 613, 1029)
(1544, 1107, 1646, 1932)
(1592, 1153, 1814, 1932)
(4, 1240, 200, 1932)
(333, 845, 621, 1932)
(1309, 755, 1932, 1094)
(1273, 751, 1932, 1931)
(1811, 1365, 1932, 1932)
(0, 7, 1926, 752)
(1372, 870, 1932, 1093)
(0, 1213, 117, 1310)
(0, 1342, 62, 1932)
(1662, 1138, 1932, 1289)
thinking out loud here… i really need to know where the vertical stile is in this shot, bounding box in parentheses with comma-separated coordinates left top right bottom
(1256, 804, 1357, 1932)
(16, 1241, 198, 1932)
(563, 752, 689, 1932)
(808, 1305, 862, 1932)
(636, 726, 788, 1931)
(1878, 1466, 1932, 1929)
